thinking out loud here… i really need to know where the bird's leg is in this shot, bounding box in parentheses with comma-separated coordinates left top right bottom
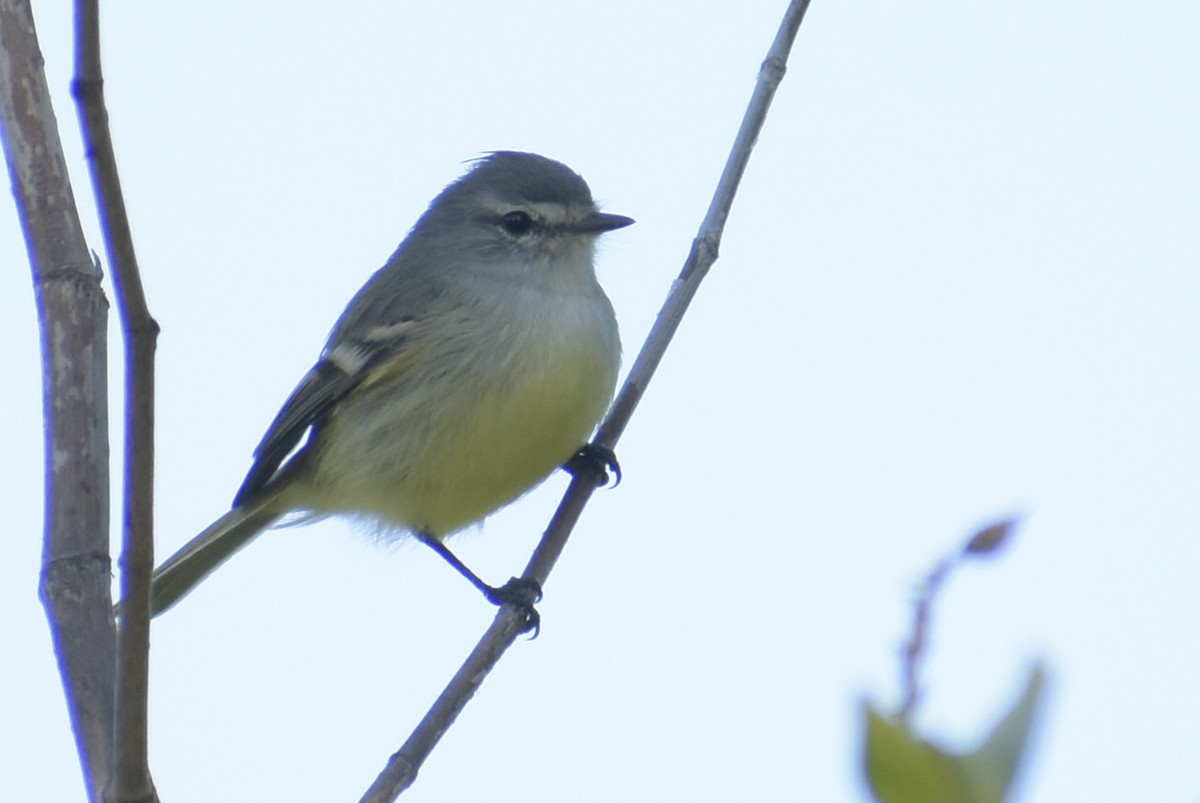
(564, 442, 621, 487)
(415, 530, 542, 635)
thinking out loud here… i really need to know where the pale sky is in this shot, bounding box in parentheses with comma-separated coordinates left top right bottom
(3, 2, 1199, 801)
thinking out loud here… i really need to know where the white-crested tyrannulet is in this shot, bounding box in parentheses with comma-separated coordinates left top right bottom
(147, 152, 632, 619)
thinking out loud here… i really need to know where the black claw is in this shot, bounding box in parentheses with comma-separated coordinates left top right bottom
(565, 443, 621, 488)
(485, 577, 543, 637)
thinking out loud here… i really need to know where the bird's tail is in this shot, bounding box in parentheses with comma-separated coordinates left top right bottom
(145, 494, 283, 617)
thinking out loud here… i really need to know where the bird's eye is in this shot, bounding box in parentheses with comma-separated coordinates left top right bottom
(500, 210, 536, 236)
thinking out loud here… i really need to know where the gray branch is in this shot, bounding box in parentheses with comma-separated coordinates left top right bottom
(71, 0, 159, 800)
(0, 1, 114, 799)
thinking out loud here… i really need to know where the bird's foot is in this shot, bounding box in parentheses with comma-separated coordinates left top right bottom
(485, 577, 543, 637)
(565, 443, 621, 488)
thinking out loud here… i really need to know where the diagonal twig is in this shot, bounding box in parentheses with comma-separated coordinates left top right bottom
(360, 1, 815, 800)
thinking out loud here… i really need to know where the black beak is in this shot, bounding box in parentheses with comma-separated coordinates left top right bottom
(571, 211, 635, 234)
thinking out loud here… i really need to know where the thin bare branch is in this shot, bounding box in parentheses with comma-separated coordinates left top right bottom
(361, 1, 815, 799)
(70, 1, 159, 801)
(0, 0, 114, 799)
(596, 0, 811, 450)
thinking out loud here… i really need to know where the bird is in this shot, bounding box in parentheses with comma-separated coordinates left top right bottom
(145, 152, 633, 625)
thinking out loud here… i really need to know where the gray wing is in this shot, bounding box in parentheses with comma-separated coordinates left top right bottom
(232, 317, 418, 506)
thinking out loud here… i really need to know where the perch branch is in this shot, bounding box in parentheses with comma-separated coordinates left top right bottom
(360, 1, 815, 800)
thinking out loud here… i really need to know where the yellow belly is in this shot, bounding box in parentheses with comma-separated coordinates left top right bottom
(401, 341, 615, 534)
(292, 310, 618, 537)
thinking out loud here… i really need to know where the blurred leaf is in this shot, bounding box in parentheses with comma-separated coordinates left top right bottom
(864, 705, 974, 803)
(960, 666, 1046, 799)
(864, 665, 1045, 803)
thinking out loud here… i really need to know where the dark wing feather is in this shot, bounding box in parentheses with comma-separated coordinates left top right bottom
(232, 360, 361, 505)
(232, 322, 417, 506)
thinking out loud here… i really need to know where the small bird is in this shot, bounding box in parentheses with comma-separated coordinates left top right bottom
(147, 152, 632, 622)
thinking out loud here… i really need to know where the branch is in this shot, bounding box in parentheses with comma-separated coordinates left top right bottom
(0, 1, 114, 799)
(71, 1, 159, 801)
(360, 1, 815, 799)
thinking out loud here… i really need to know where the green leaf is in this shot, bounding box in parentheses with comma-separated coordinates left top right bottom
(864, 705, 974, 803)
(864, 666, 1045, 803)
(960, 666, 1046, 800)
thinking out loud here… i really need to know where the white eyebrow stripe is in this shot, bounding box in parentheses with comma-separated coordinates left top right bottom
(478, 194, 579, 226)
(525, 201, 573, 225)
